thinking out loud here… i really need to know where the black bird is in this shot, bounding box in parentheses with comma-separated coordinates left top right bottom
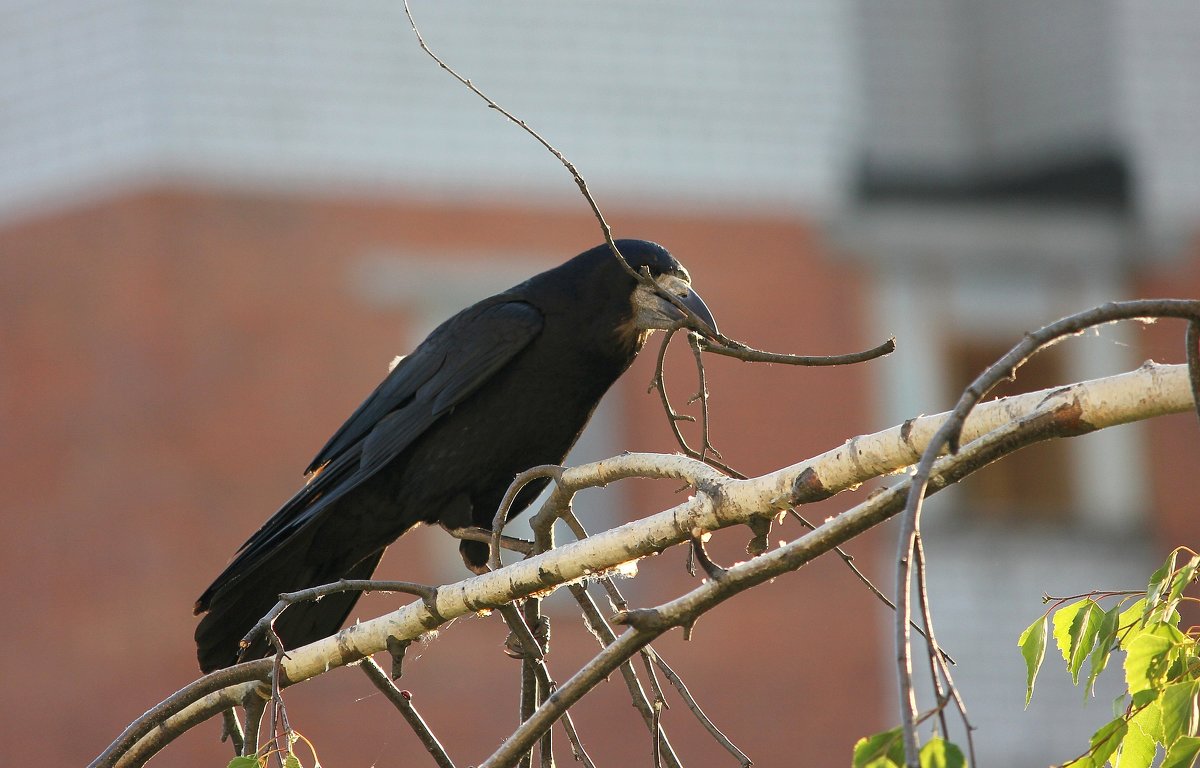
(193, 240, 717, 672)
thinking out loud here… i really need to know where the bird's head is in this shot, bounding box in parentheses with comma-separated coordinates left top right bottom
(613, 239, 719, 340)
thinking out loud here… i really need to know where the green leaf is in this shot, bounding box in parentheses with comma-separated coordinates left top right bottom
(1056, 600, 1089, 662)
(1161, 681, 1200, 744)
(1126, 629, 1177, 695)
(919, 737, 966, 768)
(1019, 614, 1049, 706)
(1087, 604, 1123, 697)
(227, 758, 261, 768)
(1088, 716, 1130, 768)
(1130, 693, 1165, 745)
(1168, 557, 1200, 602)
(1163, 557, 1200, 621)
(1147, 552, 1180, 617)
(1115, 710, 1158, 768)
(1163, 735, 1200, 768)
(1118, 598, 1148, 649)
(852, 727, 905, 768)
(283, 753, 303, 768)
(1069, 600, 1106, 685)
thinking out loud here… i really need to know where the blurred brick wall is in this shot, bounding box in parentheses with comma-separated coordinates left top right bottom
(1135, 236, 1200, 554)
(1, 188, 885, 767)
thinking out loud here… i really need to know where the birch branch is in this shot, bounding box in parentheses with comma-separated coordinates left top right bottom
(95, 360, 1195, 768)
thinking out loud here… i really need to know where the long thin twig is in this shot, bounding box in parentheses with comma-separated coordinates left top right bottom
(360, 656, 456, 768)
(489, 465, 564, 571)
(565, 512, 744, 766)
(239, 579, 438, 657)
(498, 604, 593, 768)
(698, 335, 896, 367)
(653, 651, 752, 768)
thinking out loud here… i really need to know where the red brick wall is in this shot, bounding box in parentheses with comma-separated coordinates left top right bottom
(0, 187, 882, 766)
(1134, 238, 1200, 553)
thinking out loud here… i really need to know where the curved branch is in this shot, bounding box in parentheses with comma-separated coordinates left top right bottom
(893, 300, 1200, 765)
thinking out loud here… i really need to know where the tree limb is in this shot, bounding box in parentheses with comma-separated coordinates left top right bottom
(93, 361, 1196, 768)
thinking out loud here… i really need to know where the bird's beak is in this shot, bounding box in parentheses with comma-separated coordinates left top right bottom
(632, 275, 720, 339)
(678, 285, 719, 338)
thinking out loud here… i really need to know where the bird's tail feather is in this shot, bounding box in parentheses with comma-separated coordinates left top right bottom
(194, 543, 385, 673)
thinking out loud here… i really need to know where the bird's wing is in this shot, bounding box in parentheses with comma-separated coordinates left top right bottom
(306, 298, 543, 473)
(196, 299, 543, 610)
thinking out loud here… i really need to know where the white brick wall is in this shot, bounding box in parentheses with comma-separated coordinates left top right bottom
(0, 0, 857, 219)
(1117, 0, 1200, 230)
(5, 1, 1197, 229)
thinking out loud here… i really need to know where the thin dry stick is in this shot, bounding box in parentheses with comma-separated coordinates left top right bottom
(686, 332, 720, 461)
(909, 538, 949, 744)
(448, 525, 535, 557)
(361, 656, 457, 768)
(697, 336, 895, 366)
(563, 512, 746, 766)
(221, 709, 245, 757)
(787, 509, 953, 664)
(893, 299, 1200, 766)
(652, 651, 752, 768)
(913, 536, 977, 767)
(558, 709, 597, 768)
(489, 465, 564, 571)
(240, 579, 438, 656)
(567, 582, 684, 768)
(498, 604, 593, 768)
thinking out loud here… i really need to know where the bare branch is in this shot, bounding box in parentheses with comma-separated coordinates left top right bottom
(94, 362, 1197, 768)
(697, 335, 896, 367)
(485, 394, 1101, 766)
(360, 657, 456, 768)
(240, 578, 439, 660)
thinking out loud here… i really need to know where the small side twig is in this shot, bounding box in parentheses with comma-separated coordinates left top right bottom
(787, 510, 954, 665)
(490, 465, 565, 571)
(697, 335, 896, 367)
(447, 525, 535, 557)
(221, 709, 245, 757)
(240, 579, 438, 658)
(653, 651, 752, 768)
